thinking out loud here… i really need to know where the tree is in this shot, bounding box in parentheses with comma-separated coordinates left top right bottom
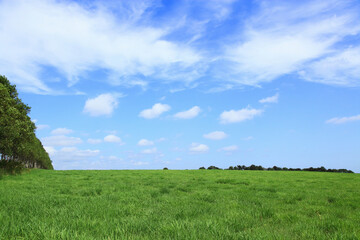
(0, 75, 53, 170)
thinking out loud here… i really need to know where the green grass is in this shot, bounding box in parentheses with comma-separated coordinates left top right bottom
(0, 170, 359, 239)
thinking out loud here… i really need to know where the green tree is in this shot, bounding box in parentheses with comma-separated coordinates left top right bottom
(0, 75, 53, 170)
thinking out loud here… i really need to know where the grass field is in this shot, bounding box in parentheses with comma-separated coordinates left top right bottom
(0, 170, 359, 239)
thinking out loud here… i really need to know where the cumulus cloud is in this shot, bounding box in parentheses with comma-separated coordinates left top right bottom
(326, 114, 360, 124)
(104, 134, 123, 143)
(189, 143, 209, 153)
(259, 93, 279, 104)
(41, 135, 82, 146)
(220, 107, 263, 124)
(141, 148, 157, 154)
(83, 93, 119, 117)
(139, 103, 171, 119)
(51, 127, 73, 135)
(219, 145, 238, 152)
(87, 138, 102, 144)
(174, 106, 201, 119)
(138, 139, 154, 146)
(0, 0, 200, 94)
(203, 131, 227, 140)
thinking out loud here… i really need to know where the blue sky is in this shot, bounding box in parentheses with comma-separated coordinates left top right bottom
(1, 0, 359, 171)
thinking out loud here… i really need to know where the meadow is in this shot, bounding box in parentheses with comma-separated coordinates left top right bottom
(0, 170, 359, 239)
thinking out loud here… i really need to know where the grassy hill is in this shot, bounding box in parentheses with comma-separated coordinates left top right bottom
(0, 170, 359, 239)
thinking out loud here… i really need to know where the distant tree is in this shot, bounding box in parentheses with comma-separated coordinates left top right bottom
(163, 167, 168, 170)
(249, 164, 257, 170)
(199, 164, 353, 174)
(207, 165, 221, 170)
(273, 166, 281, 171)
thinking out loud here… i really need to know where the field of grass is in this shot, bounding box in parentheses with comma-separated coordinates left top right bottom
(0, 170, 359, 239)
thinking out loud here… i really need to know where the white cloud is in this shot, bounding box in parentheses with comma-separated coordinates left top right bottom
(139, 103, 171, 119)
(0, 0, 200, 94)
(36, 124, 50, 130)
(326, 114, 360, 124)
(104, 134, 123, 143)
(220, 0, 360, 87)
(60, 147, 99, 156)
(203, 131, 227, 140)
(220, 107, 263, 124)
(87, 138, 102, 144)
(300, 47, 360, 86)
(141, 148, 157, 154)
(53, 147, 100, 161)
(189, 143, 209, 153)
(219, 145, 238, 152)
(83, 93, 119, 117)
(131, 161, 149, 166)
(41, 135, 82, 146)
(259, 93, 279, 104)
(44, 146, 56, 156)
(174, 106, 201, 119)
(138, 139, 154, 146)
(51, 127, 73, 135)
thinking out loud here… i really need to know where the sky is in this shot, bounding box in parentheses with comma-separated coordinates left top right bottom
(1, 0, 359, 171)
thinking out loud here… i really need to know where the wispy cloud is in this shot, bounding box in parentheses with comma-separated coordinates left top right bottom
(51, 128, 73, 135)
(219, 145, 238, 152)
(203, 131, 227, 140)
(259, 93, 279, 104)
(87, 138, 102, 144)
(300, 47, 360, 86)
(50, 147, 100, 162)
(141, 148, 157, 154)
(1, 0, 359, 94)
(326, 114, 360, 124)
(0, 0, 200, 94)
(174, 106, 201, 119)
(218, 0, 360, 87)
(36, 124, 50, 130)
(41, 135, 82, 146)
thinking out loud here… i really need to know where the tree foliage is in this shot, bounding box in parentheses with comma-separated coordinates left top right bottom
(0, 75, 53, 170)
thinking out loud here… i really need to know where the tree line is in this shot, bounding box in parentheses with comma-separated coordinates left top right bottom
(0, 75, 53, 172)
(200, 165, 353, 173)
